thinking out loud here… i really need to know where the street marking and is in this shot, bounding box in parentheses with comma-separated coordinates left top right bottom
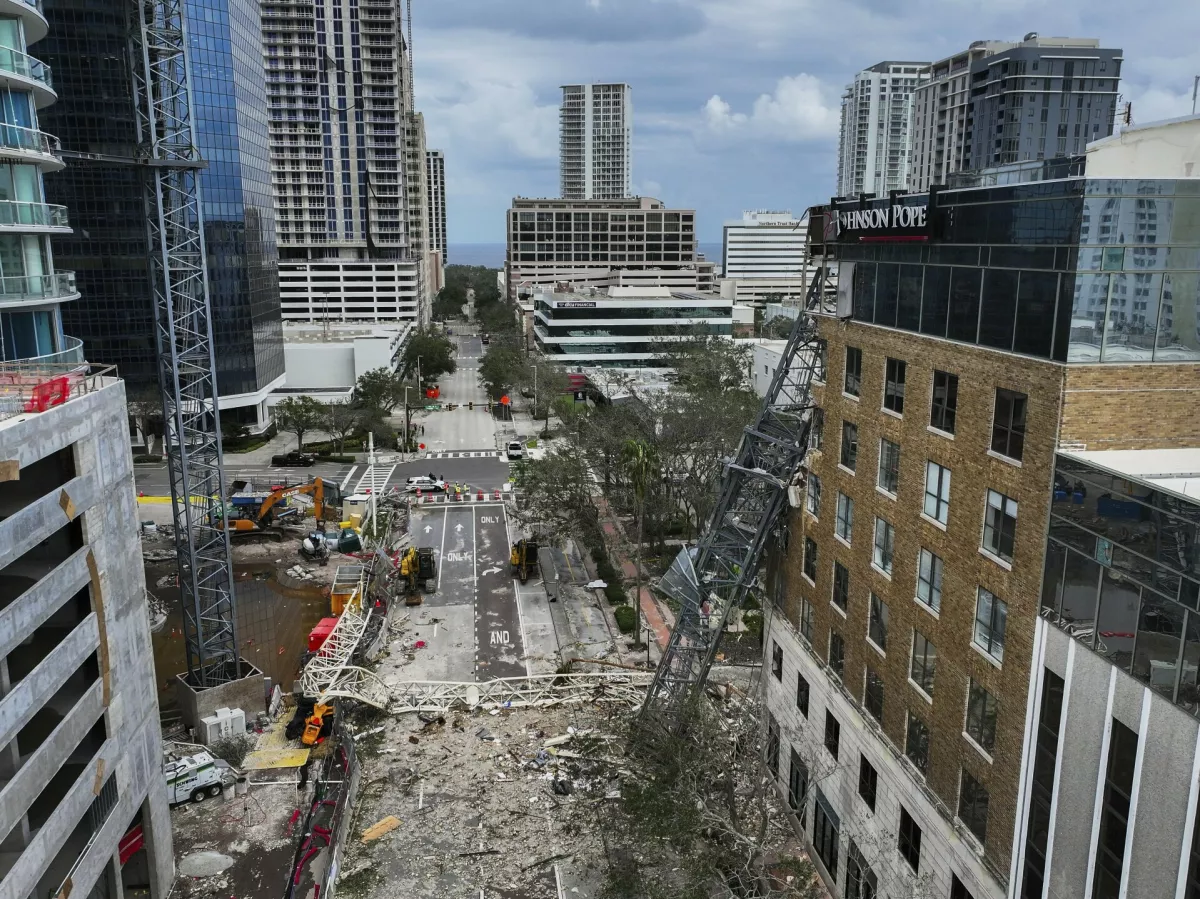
(354, 464, 396, 494)
(340, 466, 358, 492)
(436, 508, 448, 592)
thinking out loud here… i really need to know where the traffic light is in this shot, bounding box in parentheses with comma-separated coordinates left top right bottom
(468, 401, 474, 410)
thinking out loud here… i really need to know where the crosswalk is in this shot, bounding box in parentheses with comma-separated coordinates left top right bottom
(426, 450, 503, 460)
(354, 464, 396, 494)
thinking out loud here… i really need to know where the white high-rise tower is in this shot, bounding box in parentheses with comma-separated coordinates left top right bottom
(559, 83, 632, 200)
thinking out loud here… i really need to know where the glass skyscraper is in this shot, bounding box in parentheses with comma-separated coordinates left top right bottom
(39, 0, 285, 426)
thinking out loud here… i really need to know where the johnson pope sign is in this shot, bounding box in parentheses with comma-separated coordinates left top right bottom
(827, 202, 932, 242)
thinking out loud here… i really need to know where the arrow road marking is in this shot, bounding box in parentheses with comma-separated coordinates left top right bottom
(455, 523, 464, 533)
(424, 525, 433, 534)
(481, 566, 501, 577)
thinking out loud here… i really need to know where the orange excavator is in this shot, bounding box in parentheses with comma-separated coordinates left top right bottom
(214, 478, 340, 536)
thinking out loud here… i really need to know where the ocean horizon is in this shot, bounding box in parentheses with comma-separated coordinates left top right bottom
(447, 242, 724, 270)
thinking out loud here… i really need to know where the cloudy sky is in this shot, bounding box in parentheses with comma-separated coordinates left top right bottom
(412, 0, 1200, 244)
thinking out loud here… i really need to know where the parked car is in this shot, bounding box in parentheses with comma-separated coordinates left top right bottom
(481, 333, 491, 345)
(405, 475, 447, 493)
(506, 441, 526, 460)
(271, 450, 318, 467)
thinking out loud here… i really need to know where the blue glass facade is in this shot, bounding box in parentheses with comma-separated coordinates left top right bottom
(829, 178, 1200, 365)
(40, 0, 284, 402)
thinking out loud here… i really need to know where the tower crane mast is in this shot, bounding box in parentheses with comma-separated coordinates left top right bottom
(129, 0, 239, 687)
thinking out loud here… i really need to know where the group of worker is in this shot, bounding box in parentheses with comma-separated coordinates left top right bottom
(427, 473, 472, 497)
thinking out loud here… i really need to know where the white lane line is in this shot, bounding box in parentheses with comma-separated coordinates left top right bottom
(436, 507, 448, 592)
(340, 465, 358, 492)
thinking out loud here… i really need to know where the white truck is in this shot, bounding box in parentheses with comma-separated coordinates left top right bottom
(164, 751, 232, 805)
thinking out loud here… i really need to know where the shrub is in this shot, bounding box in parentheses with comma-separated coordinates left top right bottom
(743, 610, 764, 642)
(133, 454, 163, 463)
(742, 595, 761, 612)
(613, 604, 637, 634)
(605, 582, 627, 605)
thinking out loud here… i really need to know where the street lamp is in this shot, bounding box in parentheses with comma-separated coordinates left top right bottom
(402, 385, 416, 460)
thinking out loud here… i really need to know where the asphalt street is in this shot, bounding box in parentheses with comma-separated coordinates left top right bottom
(409, 502, 529, 680)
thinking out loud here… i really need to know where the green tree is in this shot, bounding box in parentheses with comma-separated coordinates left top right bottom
(432, 281, 467, 321)
(274, 396, 325, 450)
(478, 337, 528, 400)
(512, 442, 597, 539)
(529, 358, 570, 438)
(400, 329, 456, 384)
(323, 401, 360, 455)
(621, 438, 659, 643)
(126, 385, 165, 455)
(353, 367, 407, 416)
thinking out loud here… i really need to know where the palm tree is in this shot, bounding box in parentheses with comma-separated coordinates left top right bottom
(621, 438, 659, 648)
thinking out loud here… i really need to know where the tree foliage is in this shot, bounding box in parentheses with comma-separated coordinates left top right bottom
(274, 395, 325, 450)
(126, 384, 165, 454)
(399, 329, 456, 384)
(478, 338, 527, 400)
(323, 401, 360, 454)
(353, 367, 407, 416)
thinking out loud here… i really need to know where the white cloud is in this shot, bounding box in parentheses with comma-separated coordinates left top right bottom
(702, 74, 840, 142)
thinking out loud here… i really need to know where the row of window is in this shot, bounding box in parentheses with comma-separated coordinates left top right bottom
(769, 675, 984, 899)
(805, 479, 1012, 664)
(833, 347, 1028, 463)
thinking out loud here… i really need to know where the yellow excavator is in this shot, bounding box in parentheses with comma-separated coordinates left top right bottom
(399, 547, 437, 605)
(301, 702, 334, 746)
(510, 539, 539, 584)
(215, 478, 340, 535)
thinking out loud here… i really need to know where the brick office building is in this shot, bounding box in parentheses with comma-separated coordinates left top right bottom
(764, 115, 1200, 899)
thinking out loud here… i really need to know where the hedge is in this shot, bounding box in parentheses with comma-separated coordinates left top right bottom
(613, 604, 637, 634)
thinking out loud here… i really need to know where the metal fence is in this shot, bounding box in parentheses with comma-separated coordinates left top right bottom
(0, 362, 117, 423)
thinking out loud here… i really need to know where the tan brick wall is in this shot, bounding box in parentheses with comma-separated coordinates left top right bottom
(779, 317, 1065, 877)
(1061, 363, 1200, 450)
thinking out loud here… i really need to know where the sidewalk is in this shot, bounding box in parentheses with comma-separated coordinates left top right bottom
(594, 494, 675, 652)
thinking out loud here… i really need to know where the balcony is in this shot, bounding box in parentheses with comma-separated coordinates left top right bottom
(0, 0, 47, 42)
(20, 335, 83, 366)
(0, 123, 62, 169)
(0, 271, 77, 308)
(0, 200, 68, 231)
(0, 46, 54, 107)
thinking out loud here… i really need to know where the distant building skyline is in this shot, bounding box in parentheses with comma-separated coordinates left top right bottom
(836, 61, 930, 197)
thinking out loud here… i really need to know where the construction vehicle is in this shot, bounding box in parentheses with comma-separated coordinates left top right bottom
(399, 546, 437, 605)
(510, 539, 539, 583)
(164, 751, 232, 805)
(301, 702, 334, 746)
(214, 478, 340, 536)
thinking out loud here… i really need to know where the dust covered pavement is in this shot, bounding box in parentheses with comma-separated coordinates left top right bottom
(337, 703, 630, 898)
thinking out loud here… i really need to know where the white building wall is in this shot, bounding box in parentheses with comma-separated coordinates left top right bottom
(278, 261, 421, 323)
(837, 63, 930, 197)
(560, 83, 632, 200)
(751, 341, 787, 398)
(765, 611, 1003, 899)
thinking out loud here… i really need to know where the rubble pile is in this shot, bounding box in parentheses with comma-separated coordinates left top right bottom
(338, 704, 628, 898)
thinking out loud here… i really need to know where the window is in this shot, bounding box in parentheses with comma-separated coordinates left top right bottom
(898, 806, 923, 873)
(788, 749, 808, 816)
(771, 641, 783, 680)
(806, 473, 822, 517)
(813, 794, 840, 879)
(992, 388, 1028, 461)
(836, 493, 854, 542)
(858, 756, 878, 811)
(829, 631, 845, 678)
(923, 461, 951, 524)
(824, 710, 841, 760)
(930, 370, 959, 434)
(1021, 671, 1065, 899)
(796, 673, 810, 717)
(832, 562, 850, 611)
(846, 840, 878, 899)
(877, 438, 900, 494)
(966, 679, 998, 753)
(910, 631, 937, 697)
(974, 588, 1008, 663)
(766, 713, 780, 777)
(864, 667, 884, 724)
(951, 875, 977, 899)
(809, 408, 824, 450)
(916, 548, 944, 612)
(872, 518, 895, 575)
(845, 346, 862, 396)
(983, 490, 1018, 562)
(906, 712, 930, 776)
(864, 595, 888, 653)
(884, 358, 906, 414)
(799, 598, 814, 642)
(959, 770, 990, 844)
(803, 537, 818, 582)
(841, 421, 858, 471)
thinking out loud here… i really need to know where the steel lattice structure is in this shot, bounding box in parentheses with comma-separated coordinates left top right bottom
(641, 267, 828, 733)
(130, 0, 239, 687)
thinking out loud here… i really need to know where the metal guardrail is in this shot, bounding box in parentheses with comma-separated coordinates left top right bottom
(0, 270, 75, 302)
(0, 361, 115, 423)
(0, 45, 52, 89)
(0, 122, 59, 157)
(21, 335, 83, 365)
(0, 198, 67, 228)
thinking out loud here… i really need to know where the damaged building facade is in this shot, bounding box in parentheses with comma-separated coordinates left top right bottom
(766, 115, 1200, 899)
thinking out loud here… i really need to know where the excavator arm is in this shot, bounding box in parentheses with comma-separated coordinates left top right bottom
(256, 478, 328, 526)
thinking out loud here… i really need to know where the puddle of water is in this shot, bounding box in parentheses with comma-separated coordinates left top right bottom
(149, 561, 331, 705)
